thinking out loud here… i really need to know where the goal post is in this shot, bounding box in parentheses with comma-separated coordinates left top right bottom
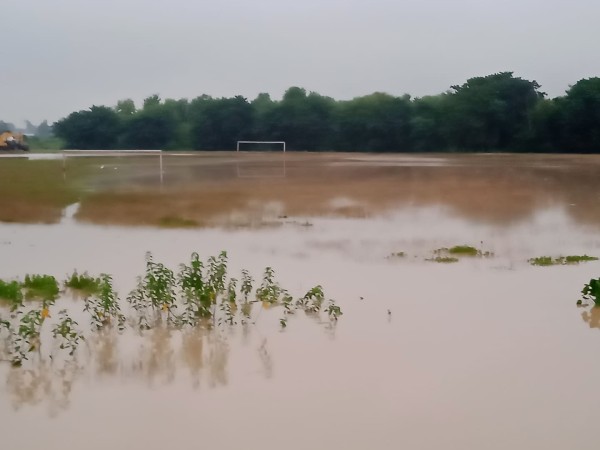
(236, 141, 286, 152)
(61, 149, 164, 185)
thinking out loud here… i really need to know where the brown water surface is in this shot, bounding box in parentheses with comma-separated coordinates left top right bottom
(1, 152, 600, 449)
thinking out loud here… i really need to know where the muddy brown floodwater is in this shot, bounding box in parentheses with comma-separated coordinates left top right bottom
(1, 152, 600, 449)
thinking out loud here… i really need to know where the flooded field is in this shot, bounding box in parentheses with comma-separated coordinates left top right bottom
(1, 152, 600, 449)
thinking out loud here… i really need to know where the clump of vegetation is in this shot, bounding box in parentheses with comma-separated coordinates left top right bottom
(387, 252, 406, 259)
(426, 256, 459, 263)
(447, 245, 479, 256)
(0, 279, 23, 308)
(51, 310, 85, 356)
(1, 251, 343, 368)
(565, 255, 598, 264)
(22, 274, 59, 300)
(581, 278, 600, 306)
(84, 274, 125, 331)
(64, 271, 103, 294)
(434, 245, 493, 258)
(529, 255, 598, 266)
(157, 216, 199, 228)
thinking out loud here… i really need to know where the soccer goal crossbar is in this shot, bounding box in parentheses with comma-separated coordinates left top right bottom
(236, 141, 286, 152)
(61, 149, 164, 184)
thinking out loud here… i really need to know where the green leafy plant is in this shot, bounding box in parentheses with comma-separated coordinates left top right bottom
(84, 274, 125, 331)
(51, 310, 85, 356)
(0, 279, 23, 309)
(581, 278, 600, 306)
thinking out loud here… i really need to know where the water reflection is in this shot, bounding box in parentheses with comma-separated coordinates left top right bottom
(5, 359, 82, 417)
(581, 306, 600, 329)
(2, 324, 262, 413)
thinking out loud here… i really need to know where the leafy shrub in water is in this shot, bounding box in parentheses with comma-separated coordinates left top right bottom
(581, 278, 600, 306)
(0, 279, 23, 307)
(23, 274, 59, 300)
(64, 271, 103, 294)
(1, 251, 343, 366)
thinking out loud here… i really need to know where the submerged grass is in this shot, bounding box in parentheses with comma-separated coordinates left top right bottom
(529, 255, 599, 266)
(0, 279, 22, 306)
(447, 245, 479, 256)
(23, 274, 60, 300)
(0, 159, 89, 223)
(64, 271, 103, 294)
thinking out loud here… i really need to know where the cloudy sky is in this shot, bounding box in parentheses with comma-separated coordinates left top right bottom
(2, 0, 599, 125)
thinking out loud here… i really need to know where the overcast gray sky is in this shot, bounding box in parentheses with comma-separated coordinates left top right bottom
(2, 0, 599, 125)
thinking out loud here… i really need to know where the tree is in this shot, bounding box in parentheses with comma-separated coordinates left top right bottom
(559, 78, 600, 152)
(191, 96, 254, 150)
(115, 99, 136, 116)
(442, 72, 544, 150)
(36, 120, 53, 138)
(54, 106, 121, 149)
(337, 93, 412, 151)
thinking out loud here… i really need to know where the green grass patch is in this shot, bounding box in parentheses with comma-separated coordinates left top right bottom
(0, 279, 23, 306)
(157, 216, 199, 228)
(23, 274, 60, 300)
(64, 271, 103, 294)
(447, 245, 479, 256)
(433, 245, 493, 259)
(529, 255, 598, 266)
(564, 255, 599, 263)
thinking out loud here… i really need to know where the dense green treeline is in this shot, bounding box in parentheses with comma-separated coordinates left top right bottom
(52, 73, 600, 152)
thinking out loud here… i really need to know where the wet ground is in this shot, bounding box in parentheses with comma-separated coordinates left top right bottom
(1, 152, 600, 449)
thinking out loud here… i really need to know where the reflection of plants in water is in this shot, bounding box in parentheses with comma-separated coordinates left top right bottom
(0, 251, 342, 411)
(6, 359, 81, 415)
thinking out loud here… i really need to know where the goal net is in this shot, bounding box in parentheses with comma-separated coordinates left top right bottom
(236, 141, 286, 152)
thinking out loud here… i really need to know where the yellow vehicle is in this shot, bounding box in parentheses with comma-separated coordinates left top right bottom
(0, 131, 29, 151)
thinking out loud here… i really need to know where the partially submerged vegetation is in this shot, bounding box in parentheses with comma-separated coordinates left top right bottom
(529, 255, 598, 266)
(0, 252, 342, 366)
(425, 244, 493, 263)
(579, 278, 600, 307)
(23, 274, 59, 300)
(64, 271, 103, 294)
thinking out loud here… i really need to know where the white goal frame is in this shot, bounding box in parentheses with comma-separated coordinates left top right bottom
(236, 141, 286, 152)
(61, 149, 164, 185)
